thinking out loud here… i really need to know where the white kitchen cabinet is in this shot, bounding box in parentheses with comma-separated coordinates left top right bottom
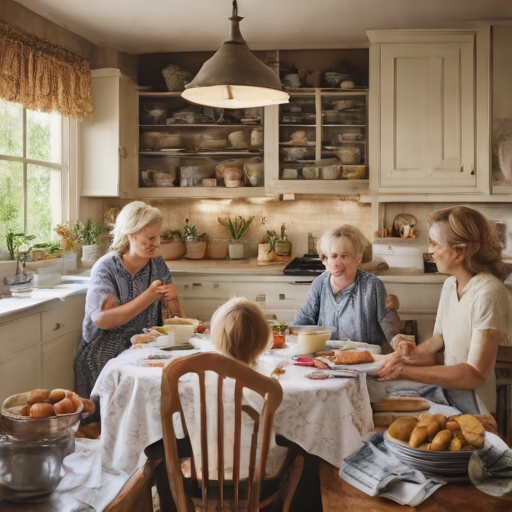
(42, 331, 82, 392)
(367, 29, 490, 195)
(81, 68, 137, 197)
(0, 293, 86, 403)
(0, 345, 41, 406)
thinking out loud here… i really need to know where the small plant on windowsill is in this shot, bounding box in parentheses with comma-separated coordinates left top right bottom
(78, 218, 107, 265)
(160, 229, 186, 261)
(183, 219, 208, 260)
(218, 216, 254, 259)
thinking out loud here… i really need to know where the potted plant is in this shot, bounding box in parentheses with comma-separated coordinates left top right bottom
(54, 221, 81, 271)
(160, 229, 186, 260)
(218, 216, 254, 259)
(183, 219, 208, 260)
(78, 218, 107, 265)
(271, 321, 289, 349)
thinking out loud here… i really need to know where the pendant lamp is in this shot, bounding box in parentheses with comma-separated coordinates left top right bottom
(181, 0, 289, 108)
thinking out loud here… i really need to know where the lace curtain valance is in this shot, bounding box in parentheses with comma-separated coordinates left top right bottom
(0, 21, 93, 120)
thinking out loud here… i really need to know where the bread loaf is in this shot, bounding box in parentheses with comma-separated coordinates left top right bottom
(371, 397, 431, 412)
(334, 350, 374, 365)
(373, 409, 429, 427)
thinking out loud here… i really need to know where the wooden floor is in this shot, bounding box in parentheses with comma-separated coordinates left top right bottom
(319, 460, 512, 512)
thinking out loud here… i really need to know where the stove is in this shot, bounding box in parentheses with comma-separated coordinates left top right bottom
(283, 254, 325, 276)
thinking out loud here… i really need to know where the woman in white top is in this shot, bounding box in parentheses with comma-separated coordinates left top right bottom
(377, 206, 512, 413)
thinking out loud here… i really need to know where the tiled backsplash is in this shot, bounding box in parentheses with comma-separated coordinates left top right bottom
(102, 196, 373, 258)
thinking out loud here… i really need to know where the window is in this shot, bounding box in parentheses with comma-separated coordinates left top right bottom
(0, 100, 66, 250)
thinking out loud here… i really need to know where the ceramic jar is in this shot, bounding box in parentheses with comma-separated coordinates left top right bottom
(228, 241, 245, 259)
(250, 128, 263, 148)
(335, 147, 361, 165)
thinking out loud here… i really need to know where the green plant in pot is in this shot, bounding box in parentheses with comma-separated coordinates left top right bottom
(218, 216, 254, 259)
(183, 219, 208, 260)
(78, 218, 107, 265)
(160, 229, 186, 261)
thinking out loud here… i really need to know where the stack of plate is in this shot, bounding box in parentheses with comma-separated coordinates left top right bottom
(383, 430, 472, 479)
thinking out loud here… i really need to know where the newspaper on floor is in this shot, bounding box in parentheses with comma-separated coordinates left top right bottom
(339, 433, 445, 508)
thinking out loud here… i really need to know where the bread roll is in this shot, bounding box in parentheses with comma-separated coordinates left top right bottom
(49, 389, 66, 403)
(454, 415, 485, 449)
(82, 422, 101, 439)
(388, 416, 418, 441)
(430, 430, 453, 451)
(54, 398, 75, 415)
(81, 398, 96, 414)
(449, 430, 468, 451)
(432, 414, 447, 430)
(409, 427, 428, 448)
(29, 403, 55, 418)
(446, 421, 459, 431)
(28, 389, 49, 405)
(20, 405, 32, 416)
(417, 414, 441, 441)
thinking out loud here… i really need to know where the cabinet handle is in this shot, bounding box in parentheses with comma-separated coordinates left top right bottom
(118, 147, 127, 159)
(460, 164, 464, 173)
(53, 323, 62, 331)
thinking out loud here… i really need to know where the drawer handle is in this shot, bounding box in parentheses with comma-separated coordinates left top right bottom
(53, 323, 62, 331)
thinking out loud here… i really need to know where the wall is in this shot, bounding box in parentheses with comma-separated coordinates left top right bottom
(0, 0, 137, 79)
(102, 196, 373, 258)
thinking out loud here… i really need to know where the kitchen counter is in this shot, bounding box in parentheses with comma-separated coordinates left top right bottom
(0, 276, 89, 320)
(167, 257, 449, 283)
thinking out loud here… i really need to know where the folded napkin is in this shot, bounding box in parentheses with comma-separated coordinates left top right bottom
(339, 433, 445, 508)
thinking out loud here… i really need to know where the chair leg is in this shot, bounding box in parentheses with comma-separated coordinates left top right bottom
(281, 455, 305, 512)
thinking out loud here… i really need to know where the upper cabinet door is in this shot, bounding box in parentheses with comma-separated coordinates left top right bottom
(368, 29, 490, 195)
(82, 69, 136, 197)
(381, 42, 474, 188)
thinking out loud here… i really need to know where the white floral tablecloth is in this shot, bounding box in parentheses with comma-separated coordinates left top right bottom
(91, 338, 374, 475)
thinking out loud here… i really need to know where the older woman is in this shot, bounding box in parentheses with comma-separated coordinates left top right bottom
(377, 206, 512, 414)
(74, 201, 183, 398)
(294, 225, 400, 347)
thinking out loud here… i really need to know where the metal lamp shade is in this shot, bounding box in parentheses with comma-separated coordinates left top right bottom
(182, 8, 289, 109)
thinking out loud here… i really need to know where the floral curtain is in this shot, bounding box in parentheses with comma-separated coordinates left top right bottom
(0, 21, 93, 120)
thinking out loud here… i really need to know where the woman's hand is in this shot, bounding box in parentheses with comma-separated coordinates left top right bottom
(390, 334, 416, 360)
(376, 351, 405, 381)
(148, 279, 164, 299)
(156, 283, 179, 302)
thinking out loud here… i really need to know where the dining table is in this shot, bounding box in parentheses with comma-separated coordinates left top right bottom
(90, 336, 376, 476)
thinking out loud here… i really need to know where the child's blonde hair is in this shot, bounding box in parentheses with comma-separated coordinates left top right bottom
(211, 297, 272, 366)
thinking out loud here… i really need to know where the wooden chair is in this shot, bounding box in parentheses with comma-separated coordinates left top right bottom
(160, 352, 304, 512)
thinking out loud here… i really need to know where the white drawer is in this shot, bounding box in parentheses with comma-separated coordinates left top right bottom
(0, 314, 41, 357)
(42, 295, 86, 343)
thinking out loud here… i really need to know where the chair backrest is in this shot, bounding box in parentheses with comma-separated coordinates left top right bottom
(161, 352, 283, 512)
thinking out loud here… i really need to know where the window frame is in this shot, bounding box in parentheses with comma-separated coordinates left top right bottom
(0, 103, 69, 234)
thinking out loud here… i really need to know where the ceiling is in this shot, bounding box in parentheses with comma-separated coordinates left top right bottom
(15, 0, 512, 55)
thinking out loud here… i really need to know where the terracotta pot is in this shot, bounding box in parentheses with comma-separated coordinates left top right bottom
(208, 241, 229, 259)
(159, 240, 186, 261)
